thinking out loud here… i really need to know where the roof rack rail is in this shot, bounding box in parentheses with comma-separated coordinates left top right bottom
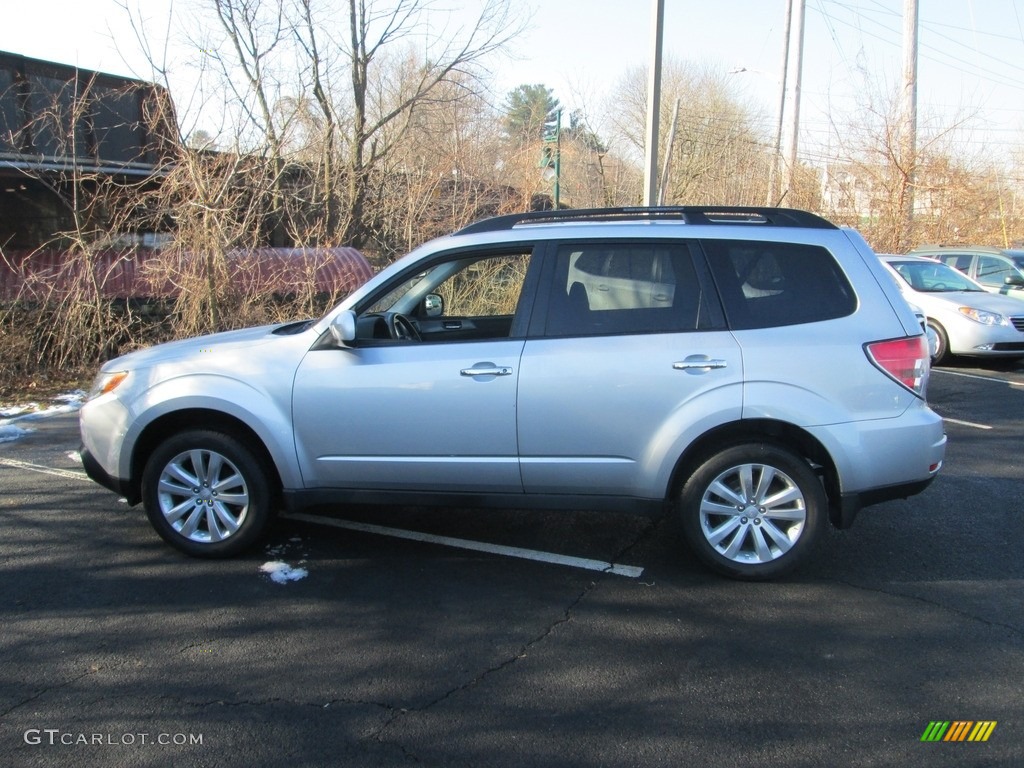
(454, 206, 837, 235)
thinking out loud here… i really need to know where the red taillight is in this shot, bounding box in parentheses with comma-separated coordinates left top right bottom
(865, 336, 930, 396)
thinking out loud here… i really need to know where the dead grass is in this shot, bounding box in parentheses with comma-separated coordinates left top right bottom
(0, 368, 89, 405)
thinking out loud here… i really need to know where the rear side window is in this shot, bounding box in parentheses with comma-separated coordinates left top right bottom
(544, 242, 713, 336)
(702, 240, 856, 330)
(939, 254, 973, 273)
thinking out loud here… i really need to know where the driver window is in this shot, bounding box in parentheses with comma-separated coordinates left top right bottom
(977, 255, 1012, 286)
(360, 251, 532, 343)
(432, 253, 531, 318)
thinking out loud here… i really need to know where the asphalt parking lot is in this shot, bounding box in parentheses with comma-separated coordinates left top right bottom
(2, 360, 1022, 768)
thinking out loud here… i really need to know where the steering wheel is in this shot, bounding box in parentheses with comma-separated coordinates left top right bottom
(385, 312, 421, 342)
(929, 282, 948, 290)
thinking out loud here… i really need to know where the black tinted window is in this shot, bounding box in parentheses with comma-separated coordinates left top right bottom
(703, 240, 856, 330)
(544, 243, 710, 336)
(939, 254, 973, 272)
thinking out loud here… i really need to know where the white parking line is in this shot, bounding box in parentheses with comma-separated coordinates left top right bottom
(0, 456, 90, 481)
(933, 369, 1024, 387)
(942, 417, 993, 431)
(5, 456, 646, 577)
(283, 512, 645, 578)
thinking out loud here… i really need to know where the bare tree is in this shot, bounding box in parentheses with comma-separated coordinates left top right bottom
(376, 71, 508, 252)
(605, 59, 771, 206)
(169, 0, 524, 249)
(339, 0, 524, 246)
(820, 78, 996, 252)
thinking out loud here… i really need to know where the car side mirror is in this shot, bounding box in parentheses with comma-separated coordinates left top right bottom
(329, 310, 358, 346)
(423, 293, 443, 317)
(1004, 274, 1024, 287)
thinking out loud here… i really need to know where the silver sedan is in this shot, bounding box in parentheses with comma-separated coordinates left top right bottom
(881, 255, 1024, 364)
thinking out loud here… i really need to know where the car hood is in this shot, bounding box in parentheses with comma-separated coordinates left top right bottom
(102, 322, 303, 371)
(907, 289, 1024, 315)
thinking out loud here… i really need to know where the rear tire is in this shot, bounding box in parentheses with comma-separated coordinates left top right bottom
(677, 443, 824, 581)
(141, 430, 274, 557)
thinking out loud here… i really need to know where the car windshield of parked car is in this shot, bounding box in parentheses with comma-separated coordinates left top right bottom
(889, 261, 986, 293)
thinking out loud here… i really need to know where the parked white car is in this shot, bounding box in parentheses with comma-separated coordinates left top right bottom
(880, 254, 1024, 364)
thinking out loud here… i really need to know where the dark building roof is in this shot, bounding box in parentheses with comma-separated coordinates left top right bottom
(0, 50, 177, 178)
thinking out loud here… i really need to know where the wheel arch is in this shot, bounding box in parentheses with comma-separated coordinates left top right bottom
(127, 409, 284, 508)
(667, 418, 843, 527)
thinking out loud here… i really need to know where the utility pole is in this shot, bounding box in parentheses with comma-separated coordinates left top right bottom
(643, 0, 665, 206)
(901, 0, 919, 247)
(782, 0, 805, 205)
(768, 0, 794, 206)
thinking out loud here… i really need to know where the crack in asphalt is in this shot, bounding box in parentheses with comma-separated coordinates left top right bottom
(833, 577, 1023, 637)
(366, 579, 595, 751)
(364, 514, 664, 755)
(0, 661, 122, 719)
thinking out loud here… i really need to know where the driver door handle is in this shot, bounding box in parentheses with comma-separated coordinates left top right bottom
(460, 365, 514, 377)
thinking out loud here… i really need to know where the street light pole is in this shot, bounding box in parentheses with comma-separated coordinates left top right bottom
(657, 99, 680, 205)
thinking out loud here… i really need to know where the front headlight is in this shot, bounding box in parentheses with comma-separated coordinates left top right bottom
(87, 370, 129, 400)
(957, 307, 1009, 326)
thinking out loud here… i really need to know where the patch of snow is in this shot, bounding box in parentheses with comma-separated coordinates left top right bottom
(259, 561, 309, 584)
(0, 425, 34, 443)
(0, 391, 85, 443)
(0, 404, 38, 419)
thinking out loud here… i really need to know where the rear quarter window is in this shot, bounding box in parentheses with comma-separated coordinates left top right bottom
(702, 240, 856, 330)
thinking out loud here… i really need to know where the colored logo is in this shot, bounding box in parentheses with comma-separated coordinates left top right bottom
(921, 721, 997, 742)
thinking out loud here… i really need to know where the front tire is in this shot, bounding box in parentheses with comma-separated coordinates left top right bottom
(928, 320, 950, 365)
(141, 430, 274, 557)
(677, 443, 824, 580)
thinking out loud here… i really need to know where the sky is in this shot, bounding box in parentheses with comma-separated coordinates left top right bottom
(1, 0, 1023, 162)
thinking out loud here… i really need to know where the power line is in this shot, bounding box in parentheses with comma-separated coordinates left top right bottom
(816, 0, 1024, 89)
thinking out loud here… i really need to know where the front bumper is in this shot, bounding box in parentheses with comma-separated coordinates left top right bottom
(80, 445, 139, 504)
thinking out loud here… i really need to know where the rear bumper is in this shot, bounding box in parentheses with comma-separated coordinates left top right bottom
(832, 474, 937, 529)
(809, 404, 946, 529)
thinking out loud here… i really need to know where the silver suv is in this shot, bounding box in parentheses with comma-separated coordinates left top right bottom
(80, 207, 946, 580)
(910, 244, 1024, 302)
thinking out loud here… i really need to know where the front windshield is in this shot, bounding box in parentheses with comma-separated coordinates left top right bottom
(889, 261, 985, 293)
